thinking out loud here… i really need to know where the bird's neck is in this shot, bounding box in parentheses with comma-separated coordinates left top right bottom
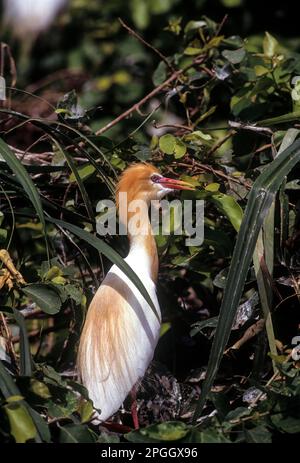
(128, 227, 158, 283)
(120, 196, 158, 283)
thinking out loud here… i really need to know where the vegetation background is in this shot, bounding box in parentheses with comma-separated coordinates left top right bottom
(0, 0, 299, 443)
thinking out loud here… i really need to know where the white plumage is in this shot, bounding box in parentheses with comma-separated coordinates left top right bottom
(3, 0, 67, 37)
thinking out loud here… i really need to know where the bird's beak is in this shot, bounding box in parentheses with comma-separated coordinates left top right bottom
(157, 176, 195, 191)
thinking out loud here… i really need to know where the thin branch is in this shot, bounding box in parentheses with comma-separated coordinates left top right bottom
(215, 14, 229, 37)
(207, 129, 236, 156)
(225, 319, 265, 353)
(175, 160, 252, 190)
(153, 122, 194, 132)
(118, 18, 175, 73)
(95, 58, 206, 136)
(95, 70, 183, 136)
(229, 120, 273, 135)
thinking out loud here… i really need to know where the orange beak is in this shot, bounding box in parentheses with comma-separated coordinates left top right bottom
(157, 176, 195, 191)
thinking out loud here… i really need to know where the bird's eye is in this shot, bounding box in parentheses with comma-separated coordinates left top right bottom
(151, 174, 162, 183)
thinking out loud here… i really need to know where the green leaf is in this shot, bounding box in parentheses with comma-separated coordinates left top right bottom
(4, 402, 36, 443)
(127, 421, 189, 443)
(0, 228, 7, 243)
(174, 139, 187, 158)
(245, 426, 272, 443)
(159, 134, 176, 154)
(190, 317, 218, 337)
(47, 391, 78, 418)
(46, 218, 160, 321)
(187, 428, 230, 443)
(220, 0, 242, 6)
(69, 164, 96, 183)
(184, 20, 206, 34)
(130, 0, 149, 29)
(184, 130, 212, 142)
(184, 47, 203, 56)
(64, 284, 83, 305)
(0, 361, 44, 442)
(59, 424, 96, 443)
(6, 394, 24, 403)
(97, 431, 120, 443)
(153, 61, 167, 86)
(222, 48, 246, 64)
(27, 408, 51, 443)
(211, 193, 243, 231)
(225, 406, 251, 422)
(30, 379, 51, 399)
(205, 183, 220, 192)
(263, 32, 279, 58)
(22, 283, 62, 315)
(78, 400, 94, 423)
(193, 137, 300, 422)
(272, 416, 300, 434)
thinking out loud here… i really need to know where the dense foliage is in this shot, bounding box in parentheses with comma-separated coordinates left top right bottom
(0, 0, 299, 443)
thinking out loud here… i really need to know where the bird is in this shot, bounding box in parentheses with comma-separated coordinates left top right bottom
(77, 163, 194, 425)
(3, 0, 67, 39)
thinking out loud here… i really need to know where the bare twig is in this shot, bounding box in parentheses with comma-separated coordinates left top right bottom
(229, 120, 273, 135)
(95, 70, 183, 136)
(175, 160, 252, 190)
(207, 129, 236, 156)
(225, 319, 265, 353)
(95, 58, 206, 136)
(254, 143, 273, 154)
(153, 122, 194, 132)
(118, 18, 175, 73)
(215, 14, 229, 37)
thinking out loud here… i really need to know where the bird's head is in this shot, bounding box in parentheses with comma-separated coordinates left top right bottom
(116, 163, 194, 206)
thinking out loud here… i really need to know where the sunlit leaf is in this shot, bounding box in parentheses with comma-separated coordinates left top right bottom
(211, 193, 243, 231)
(159, 134, 176, 154)
(263, 31, 279, 58)
(4, 402, 36, 443)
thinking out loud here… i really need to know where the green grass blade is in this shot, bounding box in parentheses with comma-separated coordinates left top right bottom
(51, 138, 94, 221)
(253, 232, 277, 371)
(192, 137, 300, 423)
(50, 120, 117, 180)
(258, 110, 300, 126)
(253, 129, 300, 373)
(12, 308, 33, 377)
(0, 109, 116, 194)
(0, 138, 49, 261)
(46, 217, 160, 321)
(0, 138, 45, 230)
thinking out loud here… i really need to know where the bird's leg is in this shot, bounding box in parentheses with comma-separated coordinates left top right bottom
(130, 384, 139, 429)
